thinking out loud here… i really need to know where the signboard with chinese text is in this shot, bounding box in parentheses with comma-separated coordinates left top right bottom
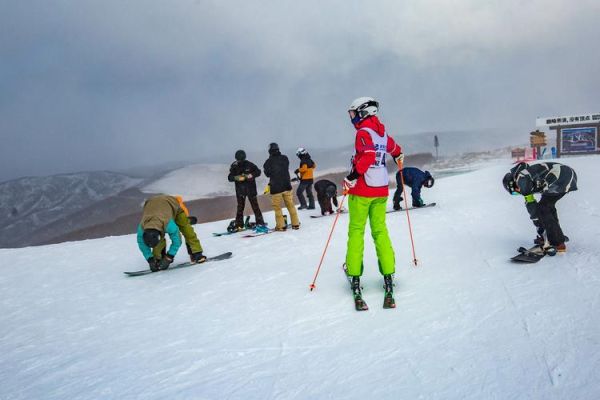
(536, 113, 600, 127)
(560, 127, 597, 154)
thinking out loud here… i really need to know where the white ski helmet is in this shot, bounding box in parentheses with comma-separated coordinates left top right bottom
(296, 147, 307, 157)
(348, 97, 379, 124)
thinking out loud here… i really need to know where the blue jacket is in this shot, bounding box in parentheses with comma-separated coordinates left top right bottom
(136, 219, 182, 260)
(396, 167, 431, 201)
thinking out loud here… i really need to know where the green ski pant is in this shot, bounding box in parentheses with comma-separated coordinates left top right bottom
(345, 195, 395, 277)
(153, 211, 203, 258)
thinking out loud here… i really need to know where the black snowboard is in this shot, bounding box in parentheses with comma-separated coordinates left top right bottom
(124, 252, 233, 276)
(386, 202, 436, 213)
(310, 210, 348, 218)
(510, 246, 545, 263)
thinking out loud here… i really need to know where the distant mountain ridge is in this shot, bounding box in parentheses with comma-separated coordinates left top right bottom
(0, 172, 142, 248)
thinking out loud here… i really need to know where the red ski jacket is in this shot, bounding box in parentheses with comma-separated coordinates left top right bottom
(348, 116, 402, 198)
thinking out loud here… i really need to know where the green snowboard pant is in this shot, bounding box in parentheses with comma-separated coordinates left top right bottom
(153, 211, 203, 259)
(345, 195, 395, 277)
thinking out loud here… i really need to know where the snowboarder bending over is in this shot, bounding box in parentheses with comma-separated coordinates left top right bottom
(502, 162, 577, 253)
(137, 195, 206, 272)
(314, 179, 339, 216)
(343, 97, 404, 309)
(263, 143, 300, 231)
(392, 167, 434, 210)
(294, 147, 316, 210)
(228, 150, 265, 231)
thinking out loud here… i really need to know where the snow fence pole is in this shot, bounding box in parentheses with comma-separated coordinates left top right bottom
(309, 194, 348, 291)
(399, 170, 419, 266)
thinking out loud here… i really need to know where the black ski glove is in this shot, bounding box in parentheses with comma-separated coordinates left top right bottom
(159, 254, 174, 270)
(147, 257, 159, 272)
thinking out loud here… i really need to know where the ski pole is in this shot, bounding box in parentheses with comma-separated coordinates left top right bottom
(309, 194, 348, 291)
(399, 170, 419, 266)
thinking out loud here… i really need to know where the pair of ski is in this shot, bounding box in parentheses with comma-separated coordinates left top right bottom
(342, 264, 395, 311)
(124, 252, 233, 276)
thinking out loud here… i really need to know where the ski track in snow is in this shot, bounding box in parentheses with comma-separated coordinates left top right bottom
(1, 156, 600, 399)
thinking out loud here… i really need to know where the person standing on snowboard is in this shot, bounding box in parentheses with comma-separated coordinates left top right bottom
(294, 147, 316, 210)
(343, 97, 404, 305)
(263, 143, 301, 231)
(228, 150, 265, 231)
(502, 161, 577, 252)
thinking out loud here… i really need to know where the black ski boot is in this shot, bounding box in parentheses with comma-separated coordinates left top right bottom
(383, 274, 396, 309)
(351, 276, 368, 311)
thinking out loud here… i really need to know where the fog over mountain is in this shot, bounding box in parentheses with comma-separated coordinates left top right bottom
(2, 1, 598, 182)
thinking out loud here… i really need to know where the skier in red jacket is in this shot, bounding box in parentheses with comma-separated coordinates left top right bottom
(343, 97, 404, 309)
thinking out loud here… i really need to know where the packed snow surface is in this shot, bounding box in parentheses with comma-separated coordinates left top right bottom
(1, 156, 599, 399)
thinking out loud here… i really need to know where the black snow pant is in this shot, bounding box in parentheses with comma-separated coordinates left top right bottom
(392, 188, 403, 208)
(317, 194, 334, 215)
(236, 195, 264, 227)
(297, 180, 315, 208)
(537, 194, 566, 246)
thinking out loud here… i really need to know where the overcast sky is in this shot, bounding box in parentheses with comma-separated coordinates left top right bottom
(1, 0, 598, 181)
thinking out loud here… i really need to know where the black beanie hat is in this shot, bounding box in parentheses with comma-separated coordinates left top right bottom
(142, 229, 161, 248)
(235, 150, 246, 161)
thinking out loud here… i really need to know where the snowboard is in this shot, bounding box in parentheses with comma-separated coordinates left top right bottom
(510, 246, 546, 263)
(241, 225, 292, 238)
(310, 210, 348, 219)
(386, 202, 436, 213)
(124, 252, 233, 276)
(212, 229, 250, 237)
(212, 217, 256, 236)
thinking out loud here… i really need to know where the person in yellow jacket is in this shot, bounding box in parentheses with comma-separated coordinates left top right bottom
(294, 147, 316, 210)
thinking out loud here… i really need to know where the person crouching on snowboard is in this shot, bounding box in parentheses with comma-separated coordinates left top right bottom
(314, 179, 339, 216)
(228, 150, 265, 231)
(294, 147, 316, 210)
(392, 167, 434, 210)
(502, 162, 577, 252)
(137, 195, 206, 271)
(343, 97, 404, 305)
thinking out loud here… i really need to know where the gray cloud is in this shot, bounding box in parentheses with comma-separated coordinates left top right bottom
(1, 0, 599, 181)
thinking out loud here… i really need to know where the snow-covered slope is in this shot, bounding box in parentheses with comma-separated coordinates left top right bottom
(1, 156, 599, 399)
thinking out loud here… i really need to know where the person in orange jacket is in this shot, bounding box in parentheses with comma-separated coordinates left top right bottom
(294, 147, 316, 210)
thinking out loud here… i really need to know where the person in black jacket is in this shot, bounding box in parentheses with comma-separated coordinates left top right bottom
(392, 167, 434, 210)
(228, 150, 265, 230)
(263, 143, 300, 230)
(503, 162, 577, 252)
(314, 179, 339, 215)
